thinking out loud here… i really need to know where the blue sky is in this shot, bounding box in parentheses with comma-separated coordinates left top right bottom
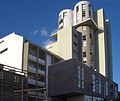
(0, 0, 120, 90)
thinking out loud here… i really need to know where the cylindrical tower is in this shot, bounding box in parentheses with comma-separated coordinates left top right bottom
(58, 9, 73, 30)
(74, 1, 95, 70)
(74, 0, 93, 25)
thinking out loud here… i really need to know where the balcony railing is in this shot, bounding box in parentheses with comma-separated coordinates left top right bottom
(28, 78, 36, 85)
(38, 58, 45, 65)
(28, 66, 36, 73)
(29, 54, 37, 62)
(38, 69, 45, 76)
(38, 81, 45, 87)
(28, 91, 36, 96)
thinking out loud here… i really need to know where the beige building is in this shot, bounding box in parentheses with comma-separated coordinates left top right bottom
(46, 1, 113, 80)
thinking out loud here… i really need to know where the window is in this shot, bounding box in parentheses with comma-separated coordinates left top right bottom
(83, 35, 86, 41)
(90, 52, 92, 55)
(99, 78, 101, 94)
(74, 34, 77, 38)
(81, 68, 84, 88)
(83, 52, 86, 57)
(59, 19, 63, 25)
(14, 75, 19, 82)
(105, 82, 108, 95)
(82, 4, 86, 18)
(90, 33, 92, 39)
(78, 66, 81, 88)
(0, 48, 8, 54)
(92, 74, 95, 92)
(63, 12, 67, 18)
(76, 6, 79, 12)
(0, 40, 4, 44)
(89, 5, 92, 16)
(0, 72, 3, 79)
(74, 42, 77, 46)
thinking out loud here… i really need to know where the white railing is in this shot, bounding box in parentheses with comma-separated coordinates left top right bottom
(29, 54, 37, 62)
(38, 81, 45, 87)
(28, 78, 36, 85)
(28, 66, 36, 73)
(38, 69, 45, 76)
(38, 58, 45, 65)
(28, 91, 36, 96)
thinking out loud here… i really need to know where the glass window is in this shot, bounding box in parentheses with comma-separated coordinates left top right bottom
(82, 4, 86, 18)
(0, 48, 8, 54)
(92, 74, 95, 92)
(0, 40, 4, 44)
(74, 34, 77, 38)
(82, 68, 84, 88)
(89, 4, 92, 16)
(14, 75, 19, 82)
(76, 6, 79, 12)
(90, 33, 92, 39)
(83, 52, 86, 57)
(78, 66, 81, 88)
(105, 82, 108, 95)
(74, 42, 77, 46)
(83, 35, 86, 40)
(99, 78, 101, 94)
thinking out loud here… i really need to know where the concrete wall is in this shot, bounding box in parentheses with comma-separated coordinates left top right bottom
(95, 8, 108, 77)
(0, 32, 23, 70)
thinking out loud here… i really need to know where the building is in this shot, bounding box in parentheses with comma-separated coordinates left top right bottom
(46, 0, 113, 80)
(48, 59, 118, 101)
(0, 32, 62, 101)
(0, 0, 118, 101)
(0, 64, 25, 101)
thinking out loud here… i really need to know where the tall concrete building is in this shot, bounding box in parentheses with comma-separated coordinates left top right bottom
(0, 32, 62, 101)
(46, 0, 113, 80)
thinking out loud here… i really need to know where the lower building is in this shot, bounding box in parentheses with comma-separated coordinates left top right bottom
(48, 59, 118, 101)
(0, 64, 25, 101)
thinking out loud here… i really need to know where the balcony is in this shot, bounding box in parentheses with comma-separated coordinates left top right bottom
(28, 78, 36, 85)
(28, 91, 36, 96)
(38, 69, 45, 76)
(38, 58, 45, 65)
(29, 54, 37, 62)
(28, 66, 36, 73)
(38, 81, 45, 87)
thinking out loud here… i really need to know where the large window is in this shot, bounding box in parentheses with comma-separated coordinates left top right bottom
(83, 35, 86, 41)
(78, 66, 81, 88)
(83, 52, 86, 57)
(89, 4, 92, 17)
(105, 82, 108, 95)
(99, 78, 101, 94)
(76, 6, 79, 12)
(82, 4, 86, 18)
(82, 68, 84, 88)
(92, 74, 95, 92)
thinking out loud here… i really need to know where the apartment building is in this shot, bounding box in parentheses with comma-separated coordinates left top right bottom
(0, 32, 62, 101)
(46, 0, 113, 80)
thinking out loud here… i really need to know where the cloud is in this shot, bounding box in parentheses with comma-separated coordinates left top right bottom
(43, 39, 54, 47)
(40, 28, 48, 37)
(33, 30, 38, 34)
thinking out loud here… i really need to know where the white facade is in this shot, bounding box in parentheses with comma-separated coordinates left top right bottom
(0, 32, 23, 70)
(73, 1, 93, 25)
(58, 9, 73, 29)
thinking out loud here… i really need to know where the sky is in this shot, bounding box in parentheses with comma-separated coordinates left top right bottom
(0, 0, 120, 90)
